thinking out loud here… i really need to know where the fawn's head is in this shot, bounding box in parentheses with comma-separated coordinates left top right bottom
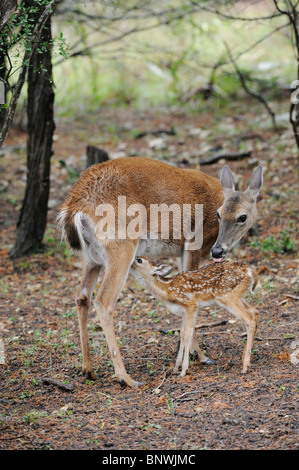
(133, 257, 173, 279)
(211, 165, 263, 262)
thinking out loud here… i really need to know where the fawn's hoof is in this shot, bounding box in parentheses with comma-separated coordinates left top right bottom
(190, 350, 199, 361)
(202, 356, 215, 365)
(189, 350, 215, 365)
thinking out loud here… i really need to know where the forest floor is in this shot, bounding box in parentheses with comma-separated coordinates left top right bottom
(0, 99, 298, 451)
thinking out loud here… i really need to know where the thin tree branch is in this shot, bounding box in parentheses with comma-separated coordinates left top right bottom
(224, 41, 277, 128)
(200, 4, 282, 22)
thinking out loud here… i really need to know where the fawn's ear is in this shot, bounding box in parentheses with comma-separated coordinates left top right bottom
(154, 264, 173, 277)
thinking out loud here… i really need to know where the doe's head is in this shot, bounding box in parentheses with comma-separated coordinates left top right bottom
(211, 165, 263, 262)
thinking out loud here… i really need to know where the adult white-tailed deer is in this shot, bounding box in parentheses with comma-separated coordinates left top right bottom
(211, 163, 263, 261)
(132, 257, 259, 377)
(57, 156, 262, 387)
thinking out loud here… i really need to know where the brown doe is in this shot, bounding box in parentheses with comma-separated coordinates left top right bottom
(57, 156, 262, 387)
(132, 257, 259, 377)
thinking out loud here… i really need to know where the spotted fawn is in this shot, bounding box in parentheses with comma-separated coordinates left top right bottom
(132, 257, 259, 377)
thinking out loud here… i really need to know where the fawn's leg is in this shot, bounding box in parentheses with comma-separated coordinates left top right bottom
(190, 334, 215, 364)
(174, 317, 185, 374)
(174, 315, 214, 366)
(242, 299, 259, 337)
(76, 260, 101, 380)
(177, 250, 213, 364)
(241, 300, 259, 372)
(94, 239, 141, 388)
(180, 304, 198, 377)
(174, 304, 197, 377)
(221, 298, 258, 373)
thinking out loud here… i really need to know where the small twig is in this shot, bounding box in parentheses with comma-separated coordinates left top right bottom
(0, 434, 25, 440)
(277, 299, 290, 306)
(0, 293, 15, 304)
(97, 391, 122, 403)
(285, 294, 299, 301)
(159, 320, 228, 335)
(233, 332, 295, 341)
(277, 294, 299, 306)
(174, 389, 201, 402)
(196, 320, 228, 329)
(134, 342, 158, 352)
(236, 133, 264, 142)
(275, 321, 299, 328)
(153, 371, 167, 393)
(263, 336, 295, 341)
(37, 376, 73, 392)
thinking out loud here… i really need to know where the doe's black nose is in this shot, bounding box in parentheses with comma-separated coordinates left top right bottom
(211, 246, 224, 259)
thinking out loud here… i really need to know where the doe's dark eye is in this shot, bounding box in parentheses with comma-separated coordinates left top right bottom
(238, 214, 247, 223)
(137, 258, 143, 264)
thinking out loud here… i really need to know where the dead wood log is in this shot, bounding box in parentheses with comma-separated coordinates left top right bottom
(134, 128, 176, 139)
(200, 150, 251, 166)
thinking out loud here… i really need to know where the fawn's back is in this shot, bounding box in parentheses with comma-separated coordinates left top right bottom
(165, 261, 257, 304)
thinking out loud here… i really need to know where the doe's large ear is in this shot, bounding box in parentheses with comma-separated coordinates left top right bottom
(220, 165, 235, 191)
(154, 264, 173, 278)
(247, 165, 263, 198)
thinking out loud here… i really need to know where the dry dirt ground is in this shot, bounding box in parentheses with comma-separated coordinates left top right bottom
(0, 102, 298, 451)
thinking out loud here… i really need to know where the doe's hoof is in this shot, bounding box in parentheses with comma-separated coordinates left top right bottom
(82, 369, 97, 381)
(119, 378, 143, 388)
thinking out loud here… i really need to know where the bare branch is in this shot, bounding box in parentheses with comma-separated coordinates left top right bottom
(200, 4, 281, 22)
(224, 41, 276, 128)
(272, 0, 288, 15)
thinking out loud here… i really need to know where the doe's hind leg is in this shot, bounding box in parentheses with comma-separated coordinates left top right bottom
(76, 262, 101, 380)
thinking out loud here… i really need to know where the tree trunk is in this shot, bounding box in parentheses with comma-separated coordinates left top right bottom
(0, 48, 7, 128)
(0, 0, 17, 29)
(10, 4, 55, 258)
(0, 0, 15, 128)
